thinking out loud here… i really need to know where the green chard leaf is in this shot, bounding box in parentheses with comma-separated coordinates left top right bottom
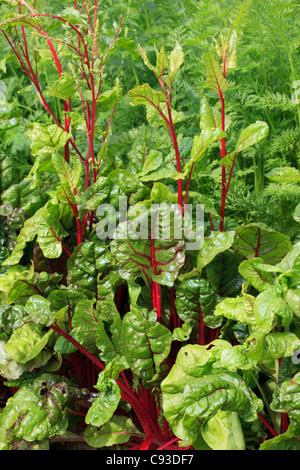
(195, 230, 235, 272)
(2, 201, 71, 266)
(25, 123, 71, 157)
(161, 344, 263, 446)
(270, 372, 300, 425)
(97, 79, 123, 112)
(128, 83, 166, 109)
(0, 374, 71, 449)
(238, 257, 280, 292)
(84, 415, 140, 448)
(67, 241, 113, 300)
(204, 51, 230, 95)
(214, 291, 256, 327)
(233, 223, 292, 264)
(70, 299, 99, 354)
(48, 73, 77, 101)
(183, 128, 226, 176)
(253, 287, 294, 333)
(168, 42, 184, 81)
(5, 322, 53, 364)
(122, 307, 172, 384)
(175, 276, 222, 330)
(235, 121, 269, 153)
(85, 378, 121, 427)
(6, 271, 62, 305)
(201, 410, 245, 450)
(266, 167, 300, 183)
(110, 201, 185, 288)
(0, 101, 21, 132)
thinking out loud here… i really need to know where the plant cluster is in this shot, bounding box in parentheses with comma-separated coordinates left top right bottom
(0, 0, 299, 451)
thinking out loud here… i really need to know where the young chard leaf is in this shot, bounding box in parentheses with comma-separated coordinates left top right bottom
(204, 51, 230, 95)
(235, 121, 269, 153)
(48, 73, 77, 101)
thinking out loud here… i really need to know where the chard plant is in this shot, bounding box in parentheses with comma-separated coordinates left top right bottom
(0, 0, 299, 451)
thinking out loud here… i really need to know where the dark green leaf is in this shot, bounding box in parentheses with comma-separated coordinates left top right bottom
(122, 307, 172, 383)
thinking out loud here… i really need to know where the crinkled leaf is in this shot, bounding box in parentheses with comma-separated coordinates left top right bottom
(67, 241, 112, 299)
(205, 249, 244, 296)
(259, 425, 300, 450)
(122, 307, 172, 383)
(107, 168, 139, 195)
(263, 332, 300, 361)
(47, 288, 85, 312)
(161, 344, 263, 445)
(51, 153, 82, 189)
(285, 289, 300, 319)
(70, 299, 99, 354)
(175, 276, 221, 329)
(85, 379, 121, 427)
(245, 331, 300, 363)
(1, 177, 44, 216)
(238, 257, 279, 292)
(0, 303, 27, 339)
(79, 177, 110, 211)
(5, 322, 53, 364)
(196, 230, 235, 271)
(48, 72, 77, 101)
(25, 123, 71, 157)
(0, 340, 27, 380)
(214, 292, 256, 326)
(7, 271, 62, 305)
(111, 204, 185, 287)
(253, 287, 294, 333)
(276, 241, 300, 271)
(3, 202, 70, 265)
(0, 373, 70, 448)
(25, 295, 57, 326)
(271, 372, 300, 424)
